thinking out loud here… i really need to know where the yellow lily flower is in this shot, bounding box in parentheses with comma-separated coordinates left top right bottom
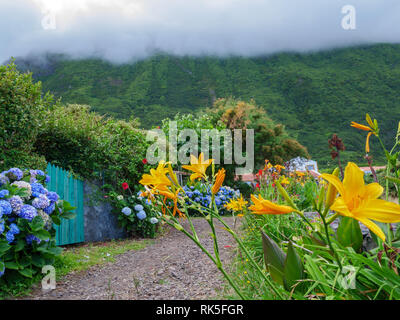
(224, 195, 248, 212)
(249, 194, 295, 215)
(212, 168, 226, 194)
(275, 164, 285, 172)
(139, 160, 171, 190)
(279, 175, 290, 185)
(182, 152, 214, 181)
(321, 162, 400, 241)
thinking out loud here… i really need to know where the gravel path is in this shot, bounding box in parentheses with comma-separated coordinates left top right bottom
(24, 217, 239, 300)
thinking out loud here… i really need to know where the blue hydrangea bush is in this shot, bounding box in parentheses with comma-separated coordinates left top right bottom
(182, 182, 240, 216)
(0, 168, 76, 287)
(108, 190, 161, 238)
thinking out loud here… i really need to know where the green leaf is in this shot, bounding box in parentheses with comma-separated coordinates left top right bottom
(32, 255, 46, 268)
(30, 215, 45, 231)
(5, 261, 20, 270)
(261, 231, 286, 285)
(336, 216, 363, 252)
(0, 240, 11, 254)
(14, 239, 25, 252)
(283, 242, 305, 292)
(52, 214, 61, 225)
(60, 211, 77, 220)
(33, 229, 51, 241)
(18, 267, 33, 278)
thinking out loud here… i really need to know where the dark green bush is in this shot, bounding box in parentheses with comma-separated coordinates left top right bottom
(0, 61, 52, 171)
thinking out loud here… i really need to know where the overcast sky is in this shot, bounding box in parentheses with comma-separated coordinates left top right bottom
(1, 0, 399, 63)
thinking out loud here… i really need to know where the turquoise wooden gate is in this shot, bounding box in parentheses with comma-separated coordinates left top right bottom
(46, 163, 85, 246)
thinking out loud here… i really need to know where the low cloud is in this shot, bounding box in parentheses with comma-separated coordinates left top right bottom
(1, 0, 400, 63)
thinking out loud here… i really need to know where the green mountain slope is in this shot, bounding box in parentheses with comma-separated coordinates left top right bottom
(17, 44, 400, 166)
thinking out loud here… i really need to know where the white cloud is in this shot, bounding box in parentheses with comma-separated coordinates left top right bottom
(1, 0, 399, 63)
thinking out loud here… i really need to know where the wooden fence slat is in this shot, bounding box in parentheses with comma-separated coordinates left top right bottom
(46, 163, 84, 246)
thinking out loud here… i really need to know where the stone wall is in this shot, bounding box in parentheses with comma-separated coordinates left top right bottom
(83, 181, 127, 242)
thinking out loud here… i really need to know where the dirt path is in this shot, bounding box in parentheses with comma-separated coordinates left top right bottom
(24, 217, 239, 300)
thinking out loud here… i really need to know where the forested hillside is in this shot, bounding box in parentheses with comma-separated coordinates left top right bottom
(14, 44, 400, 166)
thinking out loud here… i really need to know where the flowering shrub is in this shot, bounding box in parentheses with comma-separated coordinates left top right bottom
(108, 185, 161, 238)
(0, 168, 76, 288)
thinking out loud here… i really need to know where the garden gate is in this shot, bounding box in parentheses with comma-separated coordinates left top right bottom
(46, 163, 85, 245)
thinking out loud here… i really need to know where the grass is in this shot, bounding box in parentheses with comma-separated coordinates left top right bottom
(53, 238, 153, 278)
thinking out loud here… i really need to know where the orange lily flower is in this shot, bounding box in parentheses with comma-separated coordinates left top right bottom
(212, 168, 226, 194)
(249, 194, 295, 215)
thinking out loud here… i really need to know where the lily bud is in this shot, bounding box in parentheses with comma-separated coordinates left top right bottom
(325, 167, 340, 210)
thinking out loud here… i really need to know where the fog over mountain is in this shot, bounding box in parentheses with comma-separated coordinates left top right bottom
(1, 0, 400, 63)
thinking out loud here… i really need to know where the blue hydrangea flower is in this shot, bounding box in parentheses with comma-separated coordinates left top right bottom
(137, 210, 147, 220)
(35, 170, 45, 176)
(134, 204, 144, 211)
(31, 183, 47, 197)
(9, 223, 20, 235)
(8, 196, 23, 214)
(0, 190, 9, 199)
(145, 199, 152, 205)
(45, 175, 51, 184)
(122, 207, 132, 216)
(0, 200, 12, 215)
(5, 231, 15, 243)
(32, 194, 51, 209)
(43, 202, 56, 215)
(150, 217, 158, 224)
(18, 205, 38, 221)
(0, 174, 9, 186)
(0, 222, 4, 235)
(6, 168, 23, 181)
(26, 234, 41, 245)
(47, 192, 59, 203)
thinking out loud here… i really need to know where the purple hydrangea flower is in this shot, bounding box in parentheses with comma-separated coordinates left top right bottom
(0, 190, 9, 199)
(0, 174, 9, 186)
(47, 192, 59, 203)
(5, 168, 23, 181)
(18, 205, 38, 221)
(8, 196, 24, 214)
(30, 183, 47, 197)
(43, 202, 55, 215)
(0, 200, 12, 215)
(32, 194, 50, 209)
(35, 170, 45, 176)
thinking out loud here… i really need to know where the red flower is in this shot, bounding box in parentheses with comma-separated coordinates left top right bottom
(142, 158, 148, 165)
(258, 169, 263, 176)
(256, 183, 260, 189)
(122, 182, 129, 190)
